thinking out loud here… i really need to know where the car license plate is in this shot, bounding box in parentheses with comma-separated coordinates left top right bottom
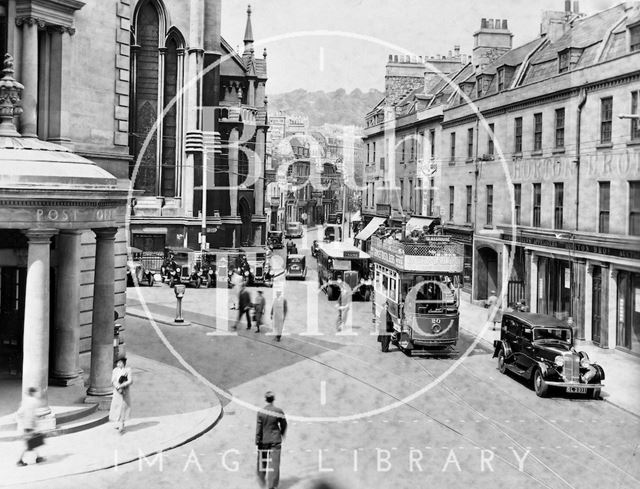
(567, 386, 587, 394)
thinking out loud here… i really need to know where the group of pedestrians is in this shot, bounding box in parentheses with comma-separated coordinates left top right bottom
(233, 283, 288, 342)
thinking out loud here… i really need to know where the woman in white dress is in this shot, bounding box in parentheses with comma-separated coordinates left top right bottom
(109, 357, 133, 433)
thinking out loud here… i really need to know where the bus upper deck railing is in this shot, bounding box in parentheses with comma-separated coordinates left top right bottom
(370, 235, 464, 273)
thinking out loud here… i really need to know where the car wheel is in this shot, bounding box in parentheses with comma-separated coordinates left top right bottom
(380, 334, 391, 352)
(533, 369, 549, 397)
(498, 349, 507, 374)
(592, 387, 601, 399)
(364, 289, 371, 302)
(148, 275, 154, 287)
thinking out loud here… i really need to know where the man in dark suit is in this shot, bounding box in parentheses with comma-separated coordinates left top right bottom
(256, 391, 287, 489)
(234, 283, 252, 330)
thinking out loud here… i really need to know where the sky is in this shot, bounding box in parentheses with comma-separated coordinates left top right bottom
(221, 0, 618, 95)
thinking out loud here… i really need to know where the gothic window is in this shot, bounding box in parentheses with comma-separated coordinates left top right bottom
(130, 0, 184, 197)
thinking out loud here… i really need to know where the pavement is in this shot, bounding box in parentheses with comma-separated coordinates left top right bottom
(0, 351, 222, 487)
(457, 292, 640, 418)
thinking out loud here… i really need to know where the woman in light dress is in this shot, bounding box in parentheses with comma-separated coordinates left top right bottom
(109, 357, 133, 433)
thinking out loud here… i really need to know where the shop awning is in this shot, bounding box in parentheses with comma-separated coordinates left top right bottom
(406, 217, 435, 234)
(351, 210, 362, 222)
(355, 216, 386, 241)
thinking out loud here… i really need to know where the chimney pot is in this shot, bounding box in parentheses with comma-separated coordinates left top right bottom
(488, 19, 495, 29)
(454, 45, 460, 54)
(389, 54, 393, 61)
(394, 55, 398, 62)
(565, 0, 571, 12)
(502, 19, 508, 29)
(481, 18, 487, 28)
(573, 1, 579, 13)
(448, 50, 452, 58)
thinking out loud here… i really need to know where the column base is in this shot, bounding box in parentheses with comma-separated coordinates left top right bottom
(49, 373, 84, 387)
(84, 394, 113, 411)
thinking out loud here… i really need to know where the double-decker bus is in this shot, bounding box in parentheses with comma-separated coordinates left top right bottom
(370, 233, 464, 355)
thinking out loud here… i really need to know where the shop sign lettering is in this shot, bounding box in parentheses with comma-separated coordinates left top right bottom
(511, 157, 576, 182)
(503, 233, 640, 260)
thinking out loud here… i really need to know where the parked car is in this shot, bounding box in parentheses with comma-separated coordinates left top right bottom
(241, 247, 273, 287)
(163, 247, 204, 288)
(267, 230, 284, 249)
(285, 221, 303, 238)
(285, 254, 307, 280)
(493, 312, 605, 398)
(201, 251, 217, 288)
(126, 247, 154, 286)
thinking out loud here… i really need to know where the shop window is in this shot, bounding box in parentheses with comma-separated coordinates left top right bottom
(514, 117, 523, 153)
(616, 271, 640, 352)
(533, 183, 541, 227)
(533, 113, 543, 152)
(600, 97, 613, 144)
(630, 181, 640, 236)
(599, 181, 610, 233)
(555, 108, 565, 149)
(554, 183, 564, 229)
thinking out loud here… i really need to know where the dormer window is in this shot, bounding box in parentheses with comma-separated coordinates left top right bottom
(498, 68, 505, 91)
(559, 51, 569, 73)
(630, 23, 640, 52)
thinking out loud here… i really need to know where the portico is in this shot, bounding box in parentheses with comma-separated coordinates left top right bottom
(0, 55, 128, 425)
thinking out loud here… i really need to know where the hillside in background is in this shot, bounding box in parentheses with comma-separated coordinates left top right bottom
(268, 88, 384, 127)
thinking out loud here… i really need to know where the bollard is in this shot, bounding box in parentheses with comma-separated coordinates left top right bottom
(174, 284, 186, 323)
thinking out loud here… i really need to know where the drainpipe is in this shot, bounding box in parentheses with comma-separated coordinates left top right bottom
(575, 88, 587, 231)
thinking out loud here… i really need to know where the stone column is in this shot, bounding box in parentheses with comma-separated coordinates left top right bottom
(229, 127, 239, 217)
(47, 28, 73, 145)
(18, 17, 41, 138)
(51, 230, 82, 385)
(20, 229, 57, 423)
(529, 252, 538, 313)
(605, 267, 618, 349)
(524, 249, 532, 309)
(255, 128, 265, 216)
(87, 228, 117, 397)
(584, 263, 594, 342)
(572, 258, 586, 340)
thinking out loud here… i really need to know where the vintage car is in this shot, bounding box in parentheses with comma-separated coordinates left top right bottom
(267, 230, 284, 249)
(241, 247, 273, 287)
(200, 251, 217, 288)
(323, 224, 342, 243)
(164, 247, 204, 288)
(493, 312, 605, 398)
(126, 247, 155, 287)
(285, 221, 303, 238)
(285, 254, 307, 280)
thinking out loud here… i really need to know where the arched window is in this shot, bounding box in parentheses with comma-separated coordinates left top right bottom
(161, 34, 179, 197)
(130, 0, 184, 197)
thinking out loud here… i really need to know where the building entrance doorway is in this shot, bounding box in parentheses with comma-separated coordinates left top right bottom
(477, 247, 498, 300)
(592, 266, 602, 344)
(239, 198, 252, 246)
(0, 267, 26, 375)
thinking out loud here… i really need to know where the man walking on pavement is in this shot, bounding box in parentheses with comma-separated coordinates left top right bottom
(254, 290, 266, 332)
(234, 283, 253, 330)
(256, 391, 287, 489)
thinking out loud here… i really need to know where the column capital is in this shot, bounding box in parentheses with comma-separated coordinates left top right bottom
(59, 229, 83, 236)
(93, 227, 118, 240)
(610, 268, 619, 280)
(23, 229, 58, 243)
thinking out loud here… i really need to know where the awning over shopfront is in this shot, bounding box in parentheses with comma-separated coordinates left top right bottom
(355, 216, 386, 241)
(351, 210, 361, 222)
(406, 217, 435, 234)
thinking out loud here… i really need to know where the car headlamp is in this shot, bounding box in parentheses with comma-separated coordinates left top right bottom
(432, 324, 442, 333)
(244, 271, 250, 276)
(554, 355, 564, 367)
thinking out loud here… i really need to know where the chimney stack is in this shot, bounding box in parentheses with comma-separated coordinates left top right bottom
(565, 0, 571, 12)
(473, 16, 513, 69)
(573, 1, 579, 14)
(454, 45, 461, 57)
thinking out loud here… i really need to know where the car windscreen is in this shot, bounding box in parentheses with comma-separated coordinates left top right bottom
(288, 257, 303, 263)
(533, 327, 572, 343)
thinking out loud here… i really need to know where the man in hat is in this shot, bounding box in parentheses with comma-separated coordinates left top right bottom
(256, 391, 287, 489)
(254, 290, 266, 333)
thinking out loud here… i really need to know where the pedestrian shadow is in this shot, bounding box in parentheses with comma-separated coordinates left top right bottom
(122, 420, 159, 433)
(38, 452, 72, 464)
